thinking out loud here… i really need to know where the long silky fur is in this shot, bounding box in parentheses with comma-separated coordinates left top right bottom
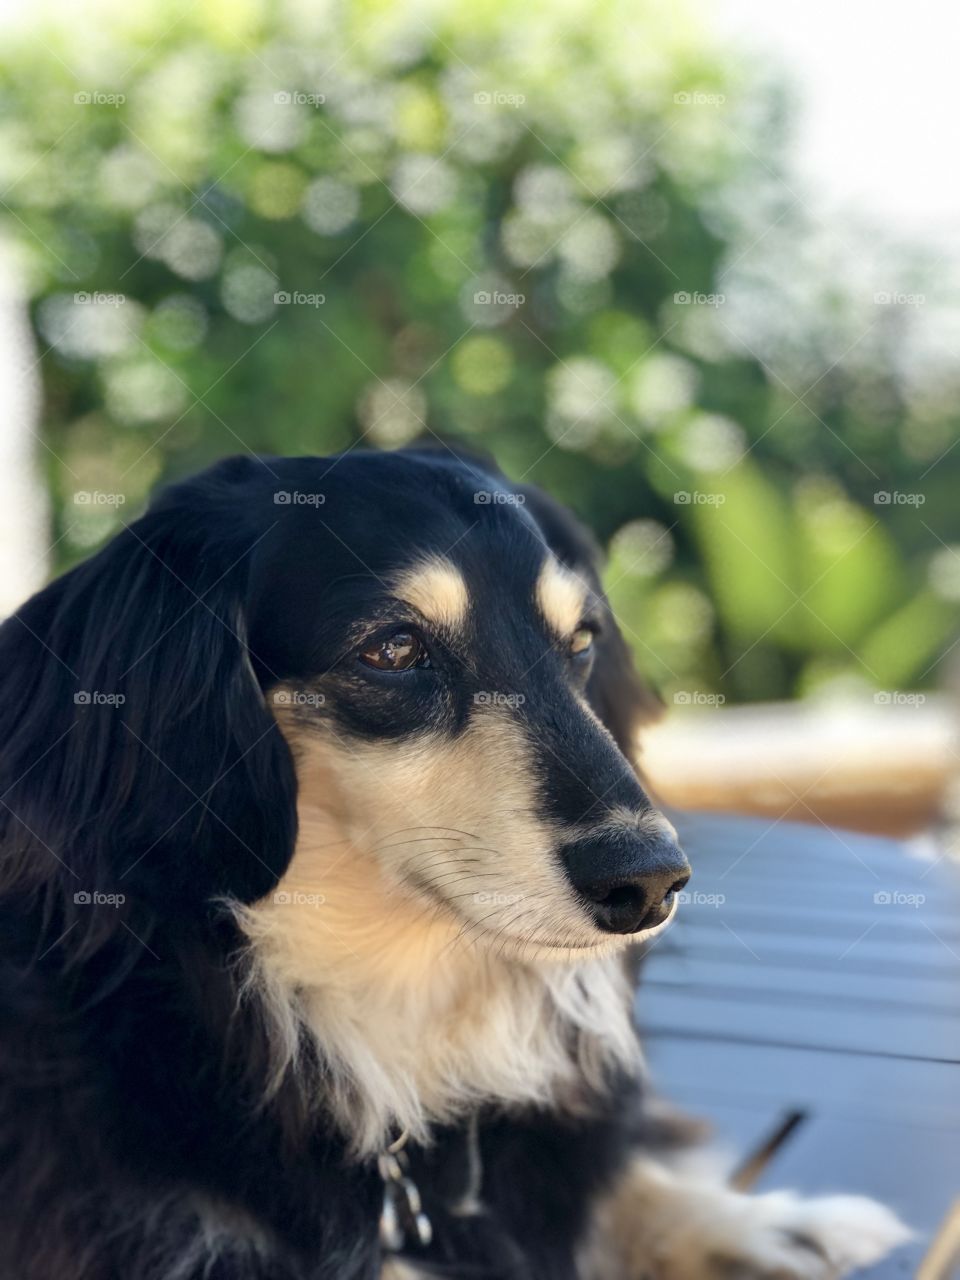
(235, 890, 641, 1155)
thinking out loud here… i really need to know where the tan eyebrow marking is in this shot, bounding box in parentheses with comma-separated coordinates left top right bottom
(392, 556, 469, 630)
(536, 555, 589, 638)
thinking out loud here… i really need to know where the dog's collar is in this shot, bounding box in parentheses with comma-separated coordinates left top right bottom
(378, 1130, 433, 1253)
(378, 1115, 486, 1255)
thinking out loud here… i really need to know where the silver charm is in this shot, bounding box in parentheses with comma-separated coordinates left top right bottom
(378, 1131, 433, 1252)
(378, 1192, 404, 1252)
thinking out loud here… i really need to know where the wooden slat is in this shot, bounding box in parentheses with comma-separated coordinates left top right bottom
(645, 1038, 960, 1130)
(651, 932, 960, 978)
(667, 906, 960, 945)
(640, 987, 960, 1059)
(644, 953, 960, 1010)
(650, 930, 960, 978)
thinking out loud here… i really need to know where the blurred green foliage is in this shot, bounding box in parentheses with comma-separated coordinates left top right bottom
(1, 0, 957, 703)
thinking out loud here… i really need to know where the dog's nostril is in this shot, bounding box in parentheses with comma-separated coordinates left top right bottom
(669, 875, 690, 896)
(581, 882, 650, 934)
(594, 883, 644, 914)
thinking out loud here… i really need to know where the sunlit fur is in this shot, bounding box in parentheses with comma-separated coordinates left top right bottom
(579, 1157, 910, 1280)
(536, 555, 590, 639)
(391, 556, 470, 632)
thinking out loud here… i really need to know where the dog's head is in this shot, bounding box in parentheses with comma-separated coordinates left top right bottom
(0, 450, 688, 957)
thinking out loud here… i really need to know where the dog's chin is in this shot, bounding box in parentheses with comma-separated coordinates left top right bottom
(441, 895, 680, 965)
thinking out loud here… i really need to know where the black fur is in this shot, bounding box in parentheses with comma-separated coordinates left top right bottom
(0, 450, 673, 1280)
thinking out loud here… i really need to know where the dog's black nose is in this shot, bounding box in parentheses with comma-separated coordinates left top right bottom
(561, 828, 691, 934)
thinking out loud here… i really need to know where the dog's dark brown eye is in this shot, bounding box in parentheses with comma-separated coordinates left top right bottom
(359, 630, 428, 672)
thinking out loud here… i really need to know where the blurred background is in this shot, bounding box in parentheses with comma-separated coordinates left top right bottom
(1, 0, 959, 835)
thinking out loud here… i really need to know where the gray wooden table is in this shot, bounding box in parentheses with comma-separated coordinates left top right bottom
(639, 811, 960, 1278)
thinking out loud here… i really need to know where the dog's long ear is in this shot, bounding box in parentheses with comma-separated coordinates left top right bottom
(0, 470, 297, 916)
(514, 482, 663, 761)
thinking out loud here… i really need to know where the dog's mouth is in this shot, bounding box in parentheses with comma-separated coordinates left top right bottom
(517, 892, 681, 955)
(405, 870, 681, 958)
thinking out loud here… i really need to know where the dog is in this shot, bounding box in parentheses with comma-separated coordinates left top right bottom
(0, 448, 909, 1279)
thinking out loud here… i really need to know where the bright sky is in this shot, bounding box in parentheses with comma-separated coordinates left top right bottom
(715, 0, 960, 240)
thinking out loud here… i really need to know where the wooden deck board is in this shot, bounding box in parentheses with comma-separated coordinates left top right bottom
(638, 811, 960, 1277)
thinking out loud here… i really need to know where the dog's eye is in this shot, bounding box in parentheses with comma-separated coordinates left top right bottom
(569, 627, 594, 657)
(359, 630, 429, 672)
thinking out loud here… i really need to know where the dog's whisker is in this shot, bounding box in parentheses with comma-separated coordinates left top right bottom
(408, 845, 504, 859)
(415, 870, 503, 889)
(447, 904, 511, 958)
(493, 906, 540, 961)
(437, 913, 483, 961)
(369, 834, 488, 861)
(442, 888, 512, 902)
(394, 851, 490, 872)
(483, 913, 525, 964)
(409, 872, 488, 892)
(372, 837, 470, 852)
(412, 869, 484, 888)
(400, 858, 484, 875)
(380, 854, 468, 875)
(379, 825, 481, 841)
(390, 845, 481, 860)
